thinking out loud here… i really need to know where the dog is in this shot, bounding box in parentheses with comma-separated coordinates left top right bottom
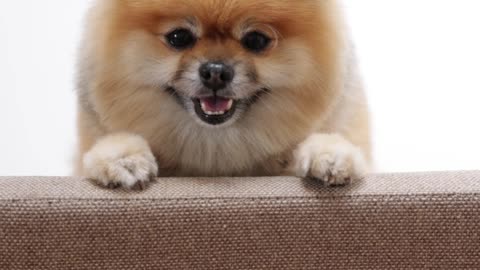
(75, 0, 372, 189)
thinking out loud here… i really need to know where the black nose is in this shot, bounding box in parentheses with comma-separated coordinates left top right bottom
(199, 62, 235, 91)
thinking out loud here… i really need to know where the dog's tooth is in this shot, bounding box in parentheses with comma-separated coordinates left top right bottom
(201, 102, 208, 113)
(226, 100, 233, 111)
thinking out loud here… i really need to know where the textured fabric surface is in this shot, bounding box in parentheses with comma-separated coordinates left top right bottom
(0, 172, 479, 269)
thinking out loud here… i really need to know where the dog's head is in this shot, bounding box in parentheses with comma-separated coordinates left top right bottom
(90, 0, 343, 130)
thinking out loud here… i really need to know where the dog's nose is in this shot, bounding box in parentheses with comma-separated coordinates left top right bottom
(199, 62, 234, 91)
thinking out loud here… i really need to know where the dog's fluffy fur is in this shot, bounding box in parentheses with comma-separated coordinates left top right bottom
(75, 0, 372, 188)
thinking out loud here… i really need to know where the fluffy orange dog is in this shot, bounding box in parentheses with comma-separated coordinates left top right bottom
(75, 0, 372, 189)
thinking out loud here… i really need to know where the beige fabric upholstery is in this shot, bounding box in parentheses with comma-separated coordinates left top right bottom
(1, 172, 479, 269)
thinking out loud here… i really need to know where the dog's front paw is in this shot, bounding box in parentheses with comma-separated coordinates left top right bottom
(83, 133, 158, 189)
(290, 134, 369, 186)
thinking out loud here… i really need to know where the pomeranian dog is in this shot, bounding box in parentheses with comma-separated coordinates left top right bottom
(75, 0, 372, 189)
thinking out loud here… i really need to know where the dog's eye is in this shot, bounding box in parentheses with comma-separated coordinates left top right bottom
(165, 28, 196, 50)
(241, 31, 272, 53)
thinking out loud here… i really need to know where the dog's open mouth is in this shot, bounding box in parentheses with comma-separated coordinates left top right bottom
(193, 96, 237, 125)
(166, 86, 269, 126)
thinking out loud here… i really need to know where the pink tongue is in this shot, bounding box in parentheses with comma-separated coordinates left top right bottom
(200, 97, 231, 112)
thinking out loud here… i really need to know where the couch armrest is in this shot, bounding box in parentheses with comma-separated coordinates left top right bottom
(1, 172, 479, 269)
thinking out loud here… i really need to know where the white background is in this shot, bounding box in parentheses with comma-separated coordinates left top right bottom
(0, 0, 479, 176)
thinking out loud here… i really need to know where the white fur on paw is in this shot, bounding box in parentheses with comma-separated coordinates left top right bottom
(290, 134, 369, 186)
(83, 133, 158, 189)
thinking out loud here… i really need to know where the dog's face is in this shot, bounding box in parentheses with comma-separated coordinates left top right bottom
(157, 15, 278, 127)
(97, 0, 342, 129)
